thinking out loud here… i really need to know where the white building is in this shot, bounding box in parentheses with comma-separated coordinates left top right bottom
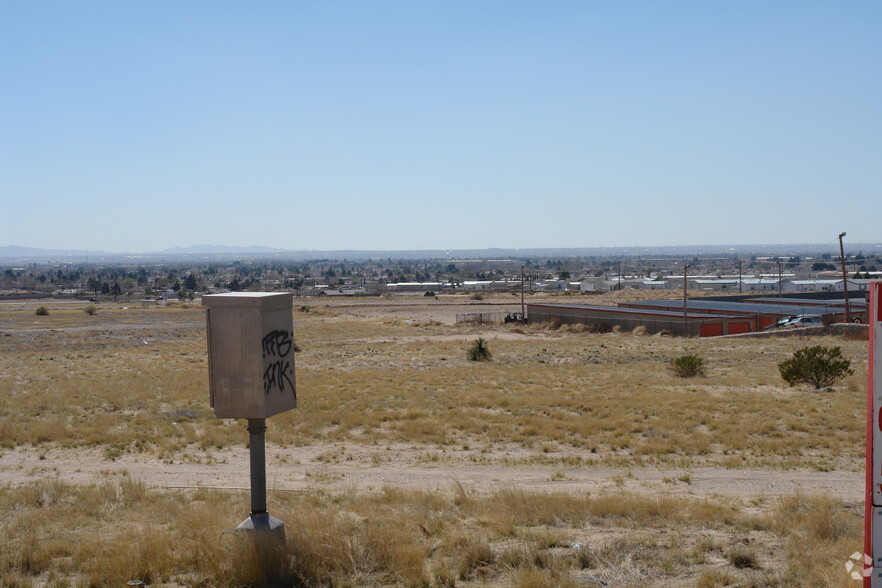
(783, 279, 840, 293)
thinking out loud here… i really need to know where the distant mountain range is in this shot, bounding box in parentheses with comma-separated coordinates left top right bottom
(0, 244, 292, 263)
(149, 244, 291, 255)
(1, 243, 880, 263)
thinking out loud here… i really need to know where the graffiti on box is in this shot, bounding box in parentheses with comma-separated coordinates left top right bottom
(261, 329, 295, 396)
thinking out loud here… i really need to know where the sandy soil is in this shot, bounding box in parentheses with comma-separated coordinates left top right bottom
(0, 444, 862, 503)
(317, 290, 669, 323)
(0, 293, 865, 504)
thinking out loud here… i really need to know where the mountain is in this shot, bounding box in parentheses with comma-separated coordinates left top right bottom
(151, 245, 292, 255)
(0, 245, 99, 260)
(1, 242, 880, 263)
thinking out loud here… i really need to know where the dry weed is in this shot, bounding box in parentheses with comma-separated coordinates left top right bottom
(0, 301, 870, 586)
(0, 477, 864, 587)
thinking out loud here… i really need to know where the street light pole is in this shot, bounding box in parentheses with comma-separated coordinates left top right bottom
(839, 232, 850, 322)
(520, 265, 525, 322)
(738, 259, 742, 293)
(777, 260, 783, 297)
(683, 264, 691, 336)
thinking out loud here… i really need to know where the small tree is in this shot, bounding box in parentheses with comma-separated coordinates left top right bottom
(778, 345, 853, 390)
(669, 354, 706, 378)
(83, 305, 97, 316)
(35, 306, 49, 316)
(467, 338, 492, 362)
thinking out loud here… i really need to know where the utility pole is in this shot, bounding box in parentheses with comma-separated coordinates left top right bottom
(777, 260, 783, 297)
(839, 232, 850, 322)
(683, 264, 691, 336)
(520, 265, 525, 322)
(738, 259, 743, 293)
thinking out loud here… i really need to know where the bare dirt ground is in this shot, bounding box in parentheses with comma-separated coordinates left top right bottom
(0, 444, 861, 502)
(0, 293, 864, 505)
(319, 289, 679, 323)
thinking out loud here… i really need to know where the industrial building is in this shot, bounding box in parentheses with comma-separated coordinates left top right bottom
(526, 303, 753, 337)
(527, 294, 865, 337)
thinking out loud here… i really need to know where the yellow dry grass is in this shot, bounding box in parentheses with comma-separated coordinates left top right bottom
(0, 299, 870, 585)
(0, 476, 863, 587)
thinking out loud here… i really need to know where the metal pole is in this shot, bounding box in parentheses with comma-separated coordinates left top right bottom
(247, 418, 267, 514)
(738, 259, 742, 293)
(839, 232, 851, 322)
(777, 261, 783, 297)
(520, 265, 525, 322)
(683, 264, 691, 336)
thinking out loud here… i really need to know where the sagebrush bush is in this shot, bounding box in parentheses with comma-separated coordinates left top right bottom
(778, 345, 853, 390)
(726, 545, 760, 569)
(669, 354, 706, 378)
(34, 307, 48, 316)
(467, 338, 492, 361)
(83, 305, 97, 316)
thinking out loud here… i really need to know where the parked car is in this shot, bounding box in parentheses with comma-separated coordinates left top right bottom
(764, 316, 797, 331)
(784, 315, 823, 328)
(764, 315, 823, 330)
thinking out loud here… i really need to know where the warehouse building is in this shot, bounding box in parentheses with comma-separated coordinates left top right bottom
(525, 303, 753, 337)
(527, 295, 863, 337)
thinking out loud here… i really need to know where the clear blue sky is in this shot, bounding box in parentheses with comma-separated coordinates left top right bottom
(1, 1, 879, 252)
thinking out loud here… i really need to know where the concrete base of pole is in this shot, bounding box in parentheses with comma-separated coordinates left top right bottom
(236, 513, 288, 583)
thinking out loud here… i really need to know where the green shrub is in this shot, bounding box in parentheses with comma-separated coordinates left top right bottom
(470, 293, 484, 301)
(34, 307, 48, 316)
(467, 338, 492, 362)
(778, 345, 853, 390)
(669, 354, 706, 378)
(83, 305, 97, 316)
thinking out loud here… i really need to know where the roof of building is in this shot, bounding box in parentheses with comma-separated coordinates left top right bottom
(690, 279, 739, 284)
(619, 299, 846, 316)
(747, 297, 866, 308)
(386, 282, 446, 287)
(525, 303, 735, 320)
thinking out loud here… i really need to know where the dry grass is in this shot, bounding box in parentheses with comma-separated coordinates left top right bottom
(0, 301, 868, 468)
(0, 478, 862, 587)
(0, 299, 870, 585)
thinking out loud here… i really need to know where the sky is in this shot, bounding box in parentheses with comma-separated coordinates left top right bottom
(1, 1, 879, 253)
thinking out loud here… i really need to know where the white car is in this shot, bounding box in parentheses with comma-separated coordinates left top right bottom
(764, 315, 823, 330)
(764, 316, 797, 331)
(783, 316, 823, 328)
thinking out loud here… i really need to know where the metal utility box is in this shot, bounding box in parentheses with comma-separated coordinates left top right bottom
(203, 292, 296, 419)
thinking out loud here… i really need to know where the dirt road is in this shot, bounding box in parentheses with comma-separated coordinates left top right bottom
(0, 444, 862, 503)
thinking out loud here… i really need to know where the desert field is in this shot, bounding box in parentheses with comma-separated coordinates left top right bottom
(0, 294, 870, 587)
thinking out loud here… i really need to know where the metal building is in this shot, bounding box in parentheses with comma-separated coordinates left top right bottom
(525, 303, 753, 337)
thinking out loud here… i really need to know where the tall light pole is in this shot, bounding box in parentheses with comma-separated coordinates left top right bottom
(839, 232, 850, 322)
(777, 260, 783, 297)
(738, 259, 743, 293)
(683, 264, 691, 336)
(520, 265, 525, 322)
